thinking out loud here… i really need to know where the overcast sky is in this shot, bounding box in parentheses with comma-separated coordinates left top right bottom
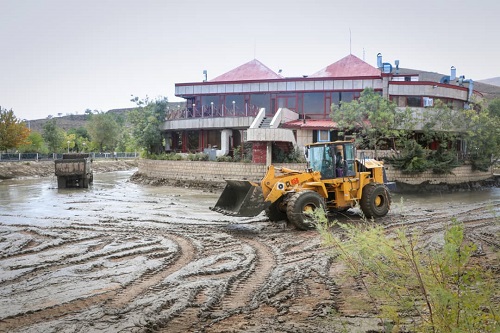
(1, 0, 499, 120)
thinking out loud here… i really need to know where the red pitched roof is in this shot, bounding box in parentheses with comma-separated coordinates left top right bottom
(210, 59, 282, 82)
(282, 119, 338, 130)
(310, 54, 381, 78)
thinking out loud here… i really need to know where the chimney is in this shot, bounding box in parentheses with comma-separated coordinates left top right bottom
(450, 66, 456, 81)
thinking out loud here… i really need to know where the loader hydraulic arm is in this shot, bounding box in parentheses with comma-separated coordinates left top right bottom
(260, 165, 323, 204)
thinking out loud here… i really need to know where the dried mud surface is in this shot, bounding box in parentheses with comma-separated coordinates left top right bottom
(0, 171, 499, 333)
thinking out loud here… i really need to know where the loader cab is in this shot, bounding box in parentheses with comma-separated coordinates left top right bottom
(306, 141, 356, 179)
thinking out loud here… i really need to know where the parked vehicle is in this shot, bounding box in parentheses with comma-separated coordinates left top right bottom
(54, 153, 93, 188)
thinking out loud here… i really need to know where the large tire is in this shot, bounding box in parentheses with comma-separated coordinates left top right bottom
(286, 191, 325, 230)
(359, 183, 391, 219)
(265, 197, 288, 222)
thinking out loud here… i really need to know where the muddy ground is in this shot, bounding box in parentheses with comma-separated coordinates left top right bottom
(0, 164, 498, 333)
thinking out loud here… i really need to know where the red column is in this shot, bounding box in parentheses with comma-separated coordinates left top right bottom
(252, 142, 267, 163)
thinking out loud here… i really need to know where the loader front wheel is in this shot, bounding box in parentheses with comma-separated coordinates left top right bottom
(265, 197, 287, 222)
(359, 183, 391, 219)
(286, 191, 325, 230)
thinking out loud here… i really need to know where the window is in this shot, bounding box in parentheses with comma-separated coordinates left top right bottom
(331, 92, 340, 105)
(340, 92, 353, 103)
(392, 96, 407, 107)
(303, 93, 324, 115)
(250, 94, 270, 110)
(224, 95, 245, 115)
(407, 96, 422, 107)
(317, 130, 330, 142)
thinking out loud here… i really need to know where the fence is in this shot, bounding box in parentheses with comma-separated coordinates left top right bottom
(0, 152, 140, 162)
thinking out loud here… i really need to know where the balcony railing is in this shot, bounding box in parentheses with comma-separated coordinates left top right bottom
(166, 104, 260, 120)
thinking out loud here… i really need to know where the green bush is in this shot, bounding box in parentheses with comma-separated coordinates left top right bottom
(272, 144, 305, 163)
(197, 152, 209, 161)
(233, 143, 252, 162)
(187, 153, 208, 161)
(386, 139, 429, 174)
(216, 155, 233, 162)
(428, 148, 461, 174)
(317, 214, 499, 332)
(145, 152, 183, 160)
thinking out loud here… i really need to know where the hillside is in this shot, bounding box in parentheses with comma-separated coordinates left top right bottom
(479, 76, 500, 87)
(27, 103, 181, 133)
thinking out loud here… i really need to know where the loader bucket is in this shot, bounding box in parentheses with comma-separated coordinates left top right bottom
(210, 180, 269, 216)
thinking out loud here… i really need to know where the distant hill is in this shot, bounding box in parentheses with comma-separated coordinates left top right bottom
(27, 103, 182, 133)
(478, 77, 500, 87)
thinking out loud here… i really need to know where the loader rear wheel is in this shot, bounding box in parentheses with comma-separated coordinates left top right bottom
(265, 197, 287, 222)
(359, 183, 391, 219)
(286, 191, 325, 230)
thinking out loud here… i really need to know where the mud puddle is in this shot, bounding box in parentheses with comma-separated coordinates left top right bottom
(0, 171, 498, 332)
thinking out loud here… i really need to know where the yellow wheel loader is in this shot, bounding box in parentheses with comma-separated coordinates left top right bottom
(211, 140, 391, 230)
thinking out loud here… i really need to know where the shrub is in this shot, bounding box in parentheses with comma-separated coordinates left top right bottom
(272, 144, 306, 163)
(317, 214, 499, 332)
(145, 152, 183, 160)
(386, 139, 429, 174)
(427, 148, 461, 174)
(197, 152, 209, 161)
(216, 156, 233, 162)
(187, 152, 209, 161)
(233, 143, 252, 162)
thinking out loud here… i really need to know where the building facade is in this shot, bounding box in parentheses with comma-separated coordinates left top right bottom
(164, 54, 480, 163)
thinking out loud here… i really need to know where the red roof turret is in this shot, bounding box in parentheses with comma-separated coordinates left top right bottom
(310, 54, 381, 78)
(210, 59, 283, 82)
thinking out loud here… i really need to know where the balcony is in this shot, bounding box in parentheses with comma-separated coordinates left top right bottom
(162, 104, 261, 131)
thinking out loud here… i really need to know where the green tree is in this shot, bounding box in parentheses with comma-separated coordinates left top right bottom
(17, 132, 48, 153)
(330, 88, 406, 158)
(86, 112, 120, 152)
(465, 98, 500, 170)
(42, 119, 65, 153)
(420, 100, 467, 149)
(68, 127, 91, 152)
(0, 107, 30, 152)
(62, 133, 76, 153)
(128, 96, 168, 154)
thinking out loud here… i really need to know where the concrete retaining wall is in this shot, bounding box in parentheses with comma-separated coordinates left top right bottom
(138, 160, 306, 183)
(138, 160, 492, 186)
(384, 163, 492, 185)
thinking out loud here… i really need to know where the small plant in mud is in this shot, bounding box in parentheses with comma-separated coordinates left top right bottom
(316, 213, 499, 333)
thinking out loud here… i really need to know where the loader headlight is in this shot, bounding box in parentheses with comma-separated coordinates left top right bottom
(276, 182, 285, 191)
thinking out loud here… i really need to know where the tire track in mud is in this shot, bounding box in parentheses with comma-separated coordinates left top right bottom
(107, 233, 196, 309)
(0, 290, 117, 332)
(216, 236, 275, 311)
(0, 225, 193, 331)
(195, 230, 340, 333)
(381, 200, 499, 233)
(165, 235, 276, 333)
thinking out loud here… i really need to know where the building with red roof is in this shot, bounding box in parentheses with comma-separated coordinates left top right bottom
(165, 53, 481, 163)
